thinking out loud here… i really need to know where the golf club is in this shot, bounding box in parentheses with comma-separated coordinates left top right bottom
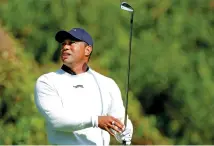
(120, 1, 134, 145)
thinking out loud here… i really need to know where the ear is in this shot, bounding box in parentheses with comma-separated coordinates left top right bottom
(85, 46, 92, 57)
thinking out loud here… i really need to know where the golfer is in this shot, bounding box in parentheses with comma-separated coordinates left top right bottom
(34, 28, 133, 145)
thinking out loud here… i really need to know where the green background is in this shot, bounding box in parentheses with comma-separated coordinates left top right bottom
(0, 0, 214, 144)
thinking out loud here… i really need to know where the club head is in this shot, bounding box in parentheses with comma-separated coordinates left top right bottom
(120, 2, 134, 12)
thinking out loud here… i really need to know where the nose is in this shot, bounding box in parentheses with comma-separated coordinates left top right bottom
(61, 45, 70, 51)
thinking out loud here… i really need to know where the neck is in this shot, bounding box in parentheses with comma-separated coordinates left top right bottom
(63, 62, 88, 74)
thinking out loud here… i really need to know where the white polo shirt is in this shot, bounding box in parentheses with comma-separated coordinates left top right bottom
(34, 67, 126, 145)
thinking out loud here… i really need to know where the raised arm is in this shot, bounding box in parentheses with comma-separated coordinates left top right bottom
(34, 75, 97, 132)
(108, 79, 125, 120)
(107, 79, 133, 144)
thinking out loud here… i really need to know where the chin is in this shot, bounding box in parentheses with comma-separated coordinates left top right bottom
(62, 59, 73, 65)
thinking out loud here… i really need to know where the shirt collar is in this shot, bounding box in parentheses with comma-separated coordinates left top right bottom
(61, 64, 89, 75)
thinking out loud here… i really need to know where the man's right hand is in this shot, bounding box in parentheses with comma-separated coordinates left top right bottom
(98, 116, 124, 136)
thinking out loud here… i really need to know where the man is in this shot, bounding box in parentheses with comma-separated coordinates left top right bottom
(34, 27, 133, 145)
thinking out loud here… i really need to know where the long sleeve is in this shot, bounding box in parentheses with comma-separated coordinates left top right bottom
(34, 75, 96, 132)
(107, 79, 133, 129)
(107, 79, 125, 120)
(107, 79, 133, 143)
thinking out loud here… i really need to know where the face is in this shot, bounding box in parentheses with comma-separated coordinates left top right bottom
(60, 39, 92, 66)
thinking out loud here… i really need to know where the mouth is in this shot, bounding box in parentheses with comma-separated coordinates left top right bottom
(61, 52, 71, 59)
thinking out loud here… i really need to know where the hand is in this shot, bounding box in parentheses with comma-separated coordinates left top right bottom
(113, 119, 133, 145)
(98, 116, 124, 136)
(115, 128, 132, 145)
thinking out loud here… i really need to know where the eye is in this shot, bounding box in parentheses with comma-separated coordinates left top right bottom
(69, 41, 76, 45)
(61, 41, 76, 46)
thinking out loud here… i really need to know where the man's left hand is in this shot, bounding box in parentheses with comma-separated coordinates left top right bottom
(115, 128, 133, 145)
(113, 119, 133, 145)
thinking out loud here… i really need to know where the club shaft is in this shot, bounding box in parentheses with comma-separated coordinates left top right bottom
(122, 12, 134, 146)
(124, 12, 134, 128)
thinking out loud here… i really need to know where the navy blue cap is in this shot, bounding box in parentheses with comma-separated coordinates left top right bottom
(55, 28, 93, 46)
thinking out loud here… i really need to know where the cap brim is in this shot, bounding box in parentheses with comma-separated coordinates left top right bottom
(55, 30, 80, 43)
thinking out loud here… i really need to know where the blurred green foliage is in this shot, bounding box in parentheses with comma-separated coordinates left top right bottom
(0, 0, 214, 144)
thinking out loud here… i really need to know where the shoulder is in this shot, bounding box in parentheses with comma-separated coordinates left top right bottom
(89, 68, 117, 86)
(89, 69, 122, 97)
(36, 69, 62, 85)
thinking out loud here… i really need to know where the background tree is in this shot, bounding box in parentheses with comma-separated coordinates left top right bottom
(0, 0, 214, 144)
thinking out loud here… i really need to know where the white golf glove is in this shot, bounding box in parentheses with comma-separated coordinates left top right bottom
(114, 119, 133, 145)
